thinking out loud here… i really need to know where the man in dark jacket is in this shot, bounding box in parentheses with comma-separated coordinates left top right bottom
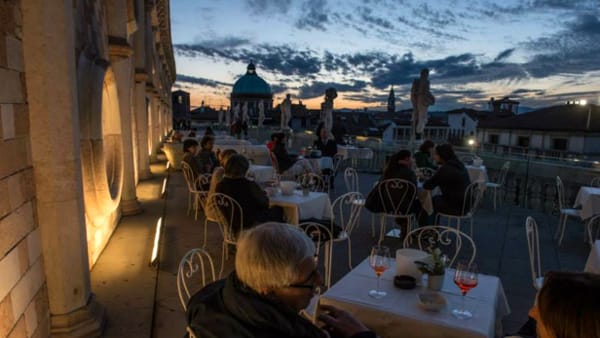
(423, 144, 471, 215)
(186, 223, 376, 338)
(215, 154, 283, 233)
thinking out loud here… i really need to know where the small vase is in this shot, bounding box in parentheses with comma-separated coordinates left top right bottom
(302, 188, 310, 196)
(427, 274, 445, 291)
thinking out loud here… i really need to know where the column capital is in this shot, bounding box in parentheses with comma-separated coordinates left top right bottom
(108, 36, 134, 61)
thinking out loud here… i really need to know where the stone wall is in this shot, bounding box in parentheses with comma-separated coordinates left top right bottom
(0, 1, 49, 337)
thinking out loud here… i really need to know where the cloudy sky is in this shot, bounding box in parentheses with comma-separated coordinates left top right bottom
(171, 0, 600, 111)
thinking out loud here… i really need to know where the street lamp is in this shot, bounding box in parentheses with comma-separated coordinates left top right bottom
(468, 138, 475, 154)
(579, 99, 592, 129)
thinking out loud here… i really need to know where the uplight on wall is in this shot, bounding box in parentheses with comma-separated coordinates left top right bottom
(161, 177, 168, 197)
(150, 217, 163, 266)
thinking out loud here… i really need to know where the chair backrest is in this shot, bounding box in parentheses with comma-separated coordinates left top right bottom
(331, 153, 345, 176)
(330, 192, 364, 235)
(591, 176, 600, 188)
(586, 214, 600, 244)
(402, 225, 476, 267)
(207, 193, 244, 243)
(177, 248, 216, 311)
(376, 178, 417, 216)
(416, 167, 436, 181)
(181, 161, 199, 193)
(297, 173, 326, 192)
(462, 181, 484, 216)
(555, 176, 566, 209)
(196, 173, 212, 191)
(496, 161, 511, 186)
(300, 221, 334, 251)
(525, 216, 542, 290)
(344, 167, 359, 193)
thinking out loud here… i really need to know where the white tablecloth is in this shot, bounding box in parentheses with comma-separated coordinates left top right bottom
(584, 240, 600, 273)
(321, 258, 510, 338)
(466, 165, 489, 184)
(337, 145, 374, 160)
(574, 187, 600, 220)
(269, 191, 331, 225)
(248, 165, 275, 183)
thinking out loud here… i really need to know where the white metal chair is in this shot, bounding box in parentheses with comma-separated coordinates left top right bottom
(402, 225, 476, 268)
(300, 222, 334, 288)
(181, 161, 200, 219)
(555, 176, 580, 246)
(525, 217, 544, 290)
(329, 192, 364, 271)
(207, 193, 244, 277)
(374, 179, 417, 244)
(591, 176, 600, 187)
(585, 214, 600, 245)
(343, 167, 359, 193)
(177, 248, 216, 311)
(435, 181, 484, 236)
(297, 173, 327, 192)
(486, 161, 510, 210)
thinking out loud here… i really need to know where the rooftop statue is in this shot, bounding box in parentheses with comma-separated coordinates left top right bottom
(242, 101, 249, 123)
(410, 68, 435, 139)
(281, 94, 292, 131)
(321, 87, 337, 135)
(258, 100, 265, 128)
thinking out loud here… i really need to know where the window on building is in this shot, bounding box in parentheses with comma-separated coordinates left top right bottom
(461, 117, 466, 127)
(178, 96, 183, 104)
(552, 138, 567, 151)
(488, 134, 499, 144)
(517, 136, 529, 147)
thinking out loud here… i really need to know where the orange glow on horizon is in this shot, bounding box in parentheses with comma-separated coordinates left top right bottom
(184, 87, 385, 110)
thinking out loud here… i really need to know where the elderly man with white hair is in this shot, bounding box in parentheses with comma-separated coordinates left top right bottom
(186, 223, 376, 338)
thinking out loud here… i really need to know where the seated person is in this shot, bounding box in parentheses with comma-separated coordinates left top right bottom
(196, 135, 218, 174)
(215, 155, 283, 233)
(186, 222, 376, 338)
(423, 144, 471, 216)
(516, 271, 600, 338)
(272, 132, 315, 175)
(414, 139, 437, 169)
(313, 124, 338, 157)
(313, 124, 338, 187)
(266, 132, 277, 151)
(365, 150, 422, 231)
(205, 149, 237, 221)
(182, 139, 201, 179)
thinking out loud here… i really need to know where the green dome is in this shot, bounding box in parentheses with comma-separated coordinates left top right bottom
(231, 62, 272, 96)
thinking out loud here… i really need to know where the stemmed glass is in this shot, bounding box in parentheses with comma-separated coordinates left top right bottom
(452, 261, 478, 319)
(368, 245, 391, 299)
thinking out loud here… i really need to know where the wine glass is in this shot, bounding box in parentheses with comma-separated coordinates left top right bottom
(368, 245, 391, 299)
(452, 261, 478, 319)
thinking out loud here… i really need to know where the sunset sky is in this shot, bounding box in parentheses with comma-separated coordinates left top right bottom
(171, 0, 599, 111)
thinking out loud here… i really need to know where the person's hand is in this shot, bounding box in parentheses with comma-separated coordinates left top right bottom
(318, 305, 369, 338)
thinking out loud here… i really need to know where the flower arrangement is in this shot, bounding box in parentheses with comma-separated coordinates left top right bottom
(414, 248, 449, 276)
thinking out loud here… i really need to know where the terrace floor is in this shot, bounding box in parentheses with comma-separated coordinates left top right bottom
(92, 155, 591, 337)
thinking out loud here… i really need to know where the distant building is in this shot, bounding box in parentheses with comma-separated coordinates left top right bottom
(477, 103, 600, 158)
(488, 96, 519, 116)
(230, 62, 273, 121)
(446, 108, 482, 143)
(172, 90, 190, 127)
(387, 86, 395, 113)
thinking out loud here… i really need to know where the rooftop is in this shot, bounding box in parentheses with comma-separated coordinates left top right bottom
(91, 153, 592, 337)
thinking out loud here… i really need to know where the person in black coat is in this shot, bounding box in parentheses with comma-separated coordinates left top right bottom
(186, 223, 376, 338)
(313, 124, 338, 157)
(423, 143, 471, 215)
(271, 132, 314, 175)
(215, 155, 283, 233)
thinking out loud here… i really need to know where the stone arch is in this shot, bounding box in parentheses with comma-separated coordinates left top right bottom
(77, 54, 125, 261)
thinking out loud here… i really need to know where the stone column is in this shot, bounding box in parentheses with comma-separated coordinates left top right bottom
(21, 0, 104, 336)
(111, 52, 141, 215)
(132, 0, 151, 179)
(148, 93, 159, 162)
